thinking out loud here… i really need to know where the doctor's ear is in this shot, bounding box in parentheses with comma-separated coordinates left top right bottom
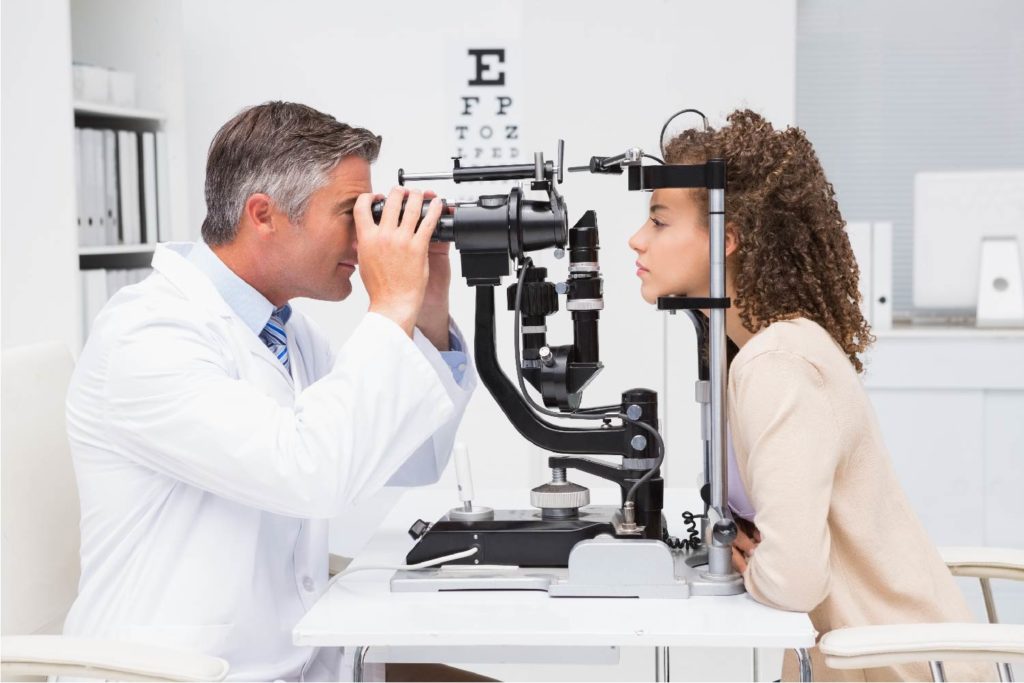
(242, 193, 277, 237)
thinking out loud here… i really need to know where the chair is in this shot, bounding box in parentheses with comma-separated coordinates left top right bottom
(819, 546, 1024, 682)
(1, 342, 229, 681)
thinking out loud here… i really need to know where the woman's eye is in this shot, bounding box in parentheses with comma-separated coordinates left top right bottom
(650, 217, 666, 228)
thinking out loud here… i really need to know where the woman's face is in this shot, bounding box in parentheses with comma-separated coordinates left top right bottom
(628, 188, 713, 304)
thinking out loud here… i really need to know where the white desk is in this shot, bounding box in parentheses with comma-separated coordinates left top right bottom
(295, 487, 816, 681)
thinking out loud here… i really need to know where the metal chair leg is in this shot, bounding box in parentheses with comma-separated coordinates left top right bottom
(654, 646, 670, 682)
(929, 660, 947, 682)
(795, 648, 812, 682)
(998, 662, 1015, 682)
(981, 578, 1000, 624)
(352, 645, 368, 682)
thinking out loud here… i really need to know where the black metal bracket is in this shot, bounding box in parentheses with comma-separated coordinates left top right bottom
(474, 286, 628, 456)
(627, 159, 726, 192)
(657, 296, 731, 310)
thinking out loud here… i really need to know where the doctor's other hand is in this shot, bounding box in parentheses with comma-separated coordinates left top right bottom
(417, 217, 454, 350)
(355, 187, 442, 338)
(731, 520, 761, 574)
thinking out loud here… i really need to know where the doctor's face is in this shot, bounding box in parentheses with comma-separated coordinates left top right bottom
(278, 156, 370, 301)
(628, 189, 714, 304)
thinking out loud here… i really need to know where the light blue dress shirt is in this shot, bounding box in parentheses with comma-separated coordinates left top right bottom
(187, 241, 468, 382)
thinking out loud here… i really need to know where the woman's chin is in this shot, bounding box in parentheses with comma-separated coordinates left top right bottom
(639, 284, 657, 305)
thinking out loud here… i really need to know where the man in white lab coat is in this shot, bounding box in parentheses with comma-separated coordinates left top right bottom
(63, 102, 480, 681)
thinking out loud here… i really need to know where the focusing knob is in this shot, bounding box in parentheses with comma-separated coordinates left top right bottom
(507, 279, 559, 316)
(530, 480, 590, 510)
(479, 194, 507, 208)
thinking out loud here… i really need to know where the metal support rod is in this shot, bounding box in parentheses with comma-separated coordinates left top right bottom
(706, 186, 732, 577)
(401, 171, 454, 182)
(796, 648, 812, 682)
(752, 648, 760, 681)
(654, 646, 670, 681)
(998, 662, 1015, 682)
(352, 645, 368, 682)
(929, 661, 947, 682)
(981, 577, 1000, 623)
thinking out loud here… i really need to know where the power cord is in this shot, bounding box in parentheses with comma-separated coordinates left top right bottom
(664, 511, 706, 551)
(328, 547, 480, 586)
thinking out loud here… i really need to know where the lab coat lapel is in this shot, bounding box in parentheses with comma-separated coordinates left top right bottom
(151, 243, 235, 320)
(245, 328, 294, 389)
(152, 243, 294, 391)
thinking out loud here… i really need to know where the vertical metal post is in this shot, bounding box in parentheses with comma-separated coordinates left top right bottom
(929, 661, 947, 682)
(706, 174, 732, 578)
(795, 648, 812, 682)
(752, 647, 760, 681)
(997, 662, 1014, 682)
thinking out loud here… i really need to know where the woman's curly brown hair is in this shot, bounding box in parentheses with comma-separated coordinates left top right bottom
(664, 109, 875, 372)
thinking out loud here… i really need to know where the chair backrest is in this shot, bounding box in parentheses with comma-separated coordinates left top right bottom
(1, 342, 80, 636)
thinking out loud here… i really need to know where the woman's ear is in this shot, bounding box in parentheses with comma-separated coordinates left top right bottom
(725, 222, 740, 258)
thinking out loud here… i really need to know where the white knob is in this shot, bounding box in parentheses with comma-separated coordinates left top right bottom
(453, 442, 474, 504)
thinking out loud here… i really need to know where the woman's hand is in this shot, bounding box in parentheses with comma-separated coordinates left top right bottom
(731, 518, 761, 574)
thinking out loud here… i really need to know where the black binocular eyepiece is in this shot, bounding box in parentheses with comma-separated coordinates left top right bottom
(369, 192, 567, 258)
(369, 198, 456, 242)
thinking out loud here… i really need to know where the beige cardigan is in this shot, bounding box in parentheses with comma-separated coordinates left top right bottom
(727, 318, 995, 682)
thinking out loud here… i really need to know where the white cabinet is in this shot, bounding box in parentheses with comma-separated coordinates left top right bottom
(864, 328, 1024, 623)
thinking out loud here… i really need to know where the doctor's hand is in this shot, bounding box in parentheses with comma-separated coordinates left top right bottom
(417, 222, 453, 351)
(355, 187, 442, 338)
(731, 519, 761, 574)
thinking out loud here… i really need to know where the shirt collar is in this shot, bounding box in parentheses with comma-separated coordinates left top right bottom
(187, 241, 284, 335)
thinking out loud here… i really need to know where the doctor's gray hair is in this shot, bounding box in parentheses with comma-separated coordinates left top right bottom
(201, 101, 381, 245)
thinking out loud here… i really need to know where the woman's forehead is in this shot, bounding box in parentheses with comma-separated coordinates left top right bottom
(650, 188, 697, 212)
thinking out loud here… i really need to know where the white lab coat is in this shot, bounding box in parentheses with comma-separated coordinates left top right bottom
(63, 243, 476, 681)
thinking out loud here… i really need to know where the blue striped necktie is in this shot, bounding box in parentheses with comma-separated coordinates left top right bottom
(259, 304, 292, 371)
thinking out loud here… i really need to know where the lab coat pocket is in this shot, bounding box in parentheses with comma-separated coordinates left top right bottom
(125, 622, 234, 656)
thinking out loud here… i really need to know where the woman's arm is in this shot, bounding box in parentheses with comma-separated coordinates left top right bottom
(730, 350, 843, 613)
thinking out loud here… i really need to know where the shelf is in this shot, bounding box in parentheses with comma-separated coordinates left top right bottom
(875, 324, 1024, 339)
(73, 101, 165, 121)
(79, 246, 155, 270)
(78, 244, 157, 255)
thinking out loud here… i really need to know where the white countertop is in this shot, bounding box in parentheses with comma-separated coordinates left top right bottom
(294, 486, 816, 651)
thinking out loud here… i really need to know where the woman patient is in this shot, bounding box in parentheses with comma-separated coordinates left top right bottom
(629, 109, 993, 682)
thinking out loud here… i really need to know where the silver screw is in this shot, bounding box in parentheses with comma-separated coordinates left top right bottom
(551, 467, 567, 483)
(539, 346, 555, 366)
(555, 281, 568, 295)
(626, 404, 642, 420)
(553, 248, 565, 259)
(630, 435, 648, 451)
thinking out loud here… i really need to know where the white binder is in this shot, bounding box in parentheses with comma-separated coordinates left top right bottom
(103, 130, 119, 245)
(141, 132, 158, 244)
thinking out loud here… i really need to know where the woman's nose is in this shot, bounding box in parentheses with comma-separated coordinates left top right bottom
(628, 226, 646, 253)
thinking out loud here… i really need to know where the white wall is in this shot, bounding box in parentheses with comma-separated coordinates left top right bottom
(1, 0, 81, 352)
(179, 0, 797, 497)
